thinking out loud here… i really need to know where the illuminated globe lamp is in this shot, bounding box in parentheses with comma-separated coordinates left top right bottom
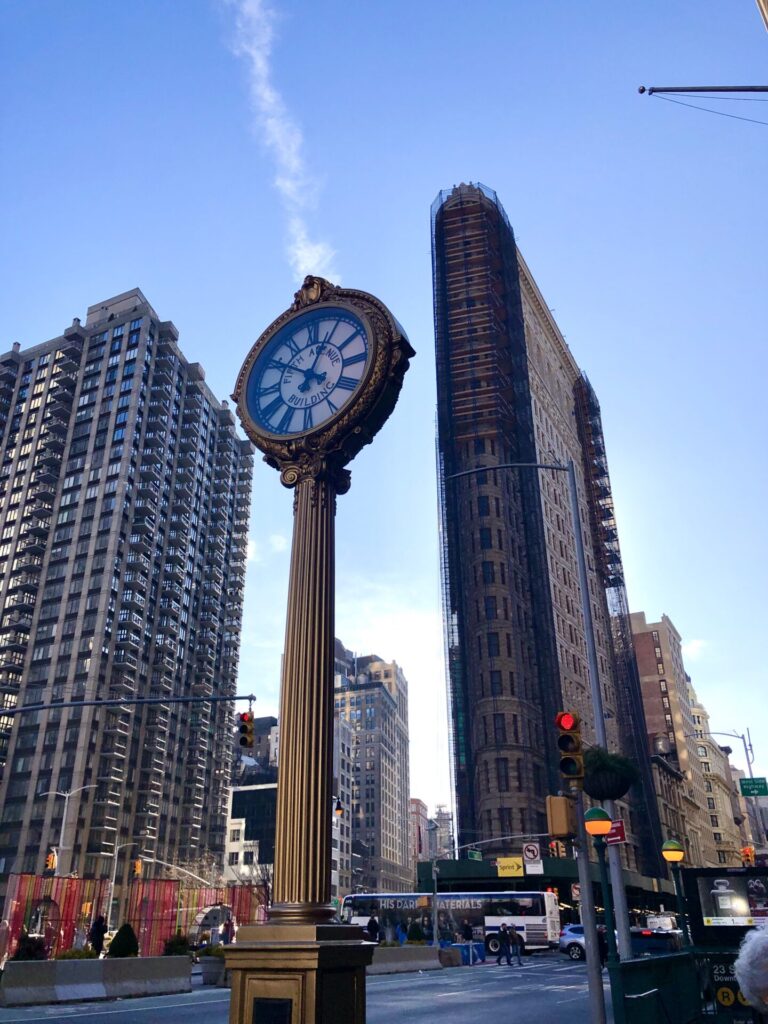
(661, 839, 685, 864)
(584, 806, 612, 837)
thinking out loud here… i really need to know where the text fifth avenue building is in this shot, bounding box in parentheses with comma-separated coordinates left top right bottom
(432, 183, 662, 875)
(0, 289, 252, 896)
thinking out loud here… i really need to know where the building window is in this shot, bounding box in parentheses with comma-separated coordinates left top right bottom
(717, 851, 728, 864)
(493, 714, 506, 744)
(697, 745, 708, 757)
(713, 832, 722, 842)
(659, 680, 667, 693)
(243, 850, 254, 865)
(484, 596, 497, 620)
(701, 761, 711, 773)
(228, 852, 239, 865)
(710, 815, 719, 827)
(482, 561, 495, 584)
(490, 670, 502, 696)
(477, 495, 490, 516)
(487, 632, 500, 657)
(479, 527, 492, 549)
(496, 758, 509, 792)
(230, 829, 241, 842)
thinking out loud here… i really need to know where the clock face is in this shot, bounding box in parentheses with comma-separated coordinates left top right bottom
(245, 306, 370, 437)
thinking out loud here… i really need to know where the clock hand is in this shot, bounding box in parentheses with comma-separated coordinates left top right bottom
(298, 344, 327, 392)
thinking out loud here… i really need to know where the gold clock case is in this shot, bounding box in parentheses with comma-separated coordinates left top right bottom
(232, 276, 414, 491)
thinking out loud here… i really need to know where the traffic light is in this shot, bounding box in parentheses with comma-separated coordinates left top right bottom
(546, 794, 577, 838)
(555, 710, 584, 788)
(238, 711, 255, 749)
(742, 846, 756, 867)
(44, 849, 57, 874)
(132, 858, 142, 878)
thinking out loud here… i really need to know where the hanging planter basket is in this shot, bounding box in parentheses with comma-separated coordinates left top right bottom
(583, 746, 640, 801)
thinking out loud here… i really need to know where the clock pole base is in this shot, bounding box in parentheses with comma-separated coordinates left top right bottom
(225, 924, 373, 1024)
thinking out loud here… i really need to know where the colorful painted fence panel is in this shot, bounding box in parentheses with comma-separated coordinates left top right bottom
(1, 873, 111, 959)
(126, 879, 267, 957)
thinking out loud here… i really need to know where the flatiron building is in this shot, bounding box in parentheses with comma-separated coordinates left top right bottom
(432, 183, 662, 875)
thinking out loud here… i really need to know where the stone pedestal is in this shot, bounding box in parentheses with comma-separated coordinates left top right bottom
(225, 924, 373, 1024)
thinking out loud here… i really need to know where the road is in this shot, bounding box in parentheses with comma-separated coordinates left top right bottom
(0, 954, 613, 1023)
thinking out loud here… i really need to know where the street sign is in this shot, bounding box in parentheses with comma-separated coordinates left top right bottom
(605, 819, 626, 846)
(496, 856, 524, 878)
(522, 842, 541, 863)
(739, 777, 768, 798)
(571, 883, 581, 902)
(467, 849, 482, 861)
(522, 841, 544, 875)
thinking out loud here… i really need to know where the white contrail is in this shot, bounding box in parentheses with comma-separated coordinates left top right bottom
(227, 0, 339, 281)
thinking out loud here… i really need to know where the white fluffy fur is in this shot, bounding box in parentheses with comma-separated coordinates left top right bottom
(734, 928, 768, 1010)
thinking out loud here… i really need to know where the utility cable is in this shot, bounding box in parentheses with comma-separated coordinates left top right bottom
(652, 94, 768, 126)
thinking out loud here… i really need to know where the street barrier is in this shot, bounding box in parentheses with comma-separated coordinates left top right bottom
(0, 955, 191, 1007)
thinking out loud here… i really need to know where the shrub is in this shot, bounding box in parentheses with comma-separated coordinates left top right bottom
(56, 947, 99, 960)
(12, 931, 47, 961)
(199, 943, 226, 958)
(163, 932, 191, 957)
(406, 921, 424, 942)
(107, 923, 139, 958)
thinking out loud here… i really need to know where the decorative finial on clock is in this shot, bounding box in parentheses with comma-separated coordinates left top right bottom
(291, 275, 337, 310)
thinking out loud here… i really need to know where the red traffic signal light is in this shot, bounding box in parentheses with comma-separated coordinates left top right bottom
(238, 711, 255, 749)
(555, 711, 578, 732)
(742, 846, 756, 867)
(555, 710, 584, 788)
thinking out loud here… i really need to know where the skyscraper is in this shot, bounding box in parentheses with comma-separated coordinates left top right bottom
(432, 183, 661, 873)
(0, 289, 252, 899)
(334, 641, 412, 891)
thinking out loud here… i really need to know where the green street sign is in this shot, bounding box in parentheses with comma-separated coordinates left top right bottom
(739, 777, 768, 797)
(467, 849, 482, 861)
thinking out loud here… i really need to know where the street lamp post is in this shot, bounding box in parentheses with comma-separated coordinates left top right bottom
(697, 729, 766, 849)
(40, 784, 97, 876)
(661, 839, 691, 946)
(107, 841, 137, 933)
(584, 808, 619, 966)
(447, 459, 633, 959)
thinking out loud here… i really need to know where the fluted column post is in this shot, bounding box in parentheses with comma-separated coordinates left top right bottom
(270, 469, 340, 923)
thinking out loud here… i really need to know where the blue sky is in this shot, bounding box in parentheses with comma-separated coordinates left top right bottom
(1, 1, 766, 811)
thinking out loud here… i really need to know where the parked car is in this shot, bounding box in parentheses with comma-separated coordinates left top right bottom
(559, 923, 682, 961)
(559, 924, 586, 960)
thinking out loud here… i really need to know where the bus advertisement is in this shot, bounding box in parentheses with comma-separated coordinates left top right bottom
(340, 890, 560, 952)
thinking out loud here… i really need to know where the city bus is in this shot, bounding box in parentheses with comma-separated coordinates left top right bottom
(340, 890, 560, 952)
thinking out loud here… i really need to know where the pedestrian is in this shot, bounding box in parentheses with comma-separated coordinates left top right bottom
(88, 915, 108, 956)
(461, 918, 475, 964)
(596, 926, 608, 969)
(511, 927, 524, 966)
(366, 914, 380, 943)
(495, 923, 512, 966)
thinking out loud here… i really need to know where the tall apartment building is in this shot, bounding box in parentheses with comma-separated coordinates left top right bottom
(0, 289, 252, 899)
(630, 611, 713, 866)
(334, 641, 412, 891)
(432, 183, 661, 873)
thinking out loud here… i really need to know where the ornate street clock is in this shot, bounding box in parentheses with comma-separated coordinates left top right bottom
(230, 276, 413, 949)
(233, 275, 414, 490)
